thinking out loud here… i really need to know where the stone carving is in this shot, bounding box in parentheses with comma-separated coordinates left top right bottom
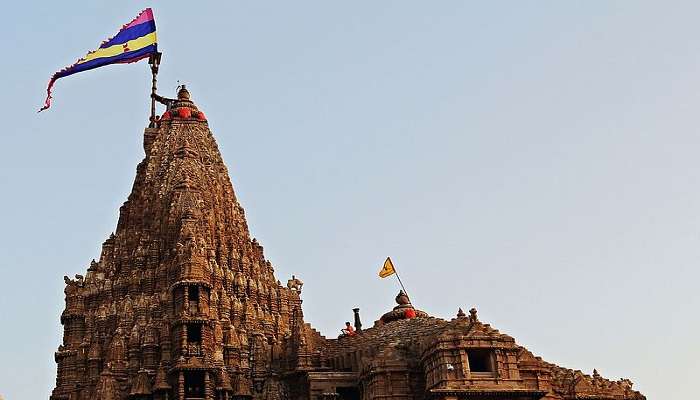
(286, 275, 303, 293)
(95, 368, 119, 400)
(50, 87, 303, 400)
(395, 290, 410, 305)
(51, 87, 645, 400)
(469, 307, 479, 323)
(379, 290, 428, 324)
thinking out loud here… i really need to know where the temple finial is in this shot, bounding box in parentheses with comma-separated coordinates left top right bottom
(469, 307, 478, 323)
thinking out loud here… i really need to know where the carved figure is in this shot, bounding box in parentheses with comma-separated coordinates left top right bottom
(286, 275, 303, 293)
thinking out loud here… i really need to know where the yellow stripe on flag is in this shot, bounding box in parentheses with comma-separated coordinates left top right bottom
(379, 257, 396, 278)
(77, 32, 158, 64)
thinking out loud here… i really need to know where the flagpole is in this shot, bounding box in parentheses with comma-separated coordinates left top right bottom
(394, 269, 410, 302)
(148, 52, 162, 127)
(386, 257, 410, 302)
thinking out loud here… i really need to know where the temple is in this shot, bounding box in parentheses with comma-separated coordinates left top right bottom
(51, 86, 645, 400)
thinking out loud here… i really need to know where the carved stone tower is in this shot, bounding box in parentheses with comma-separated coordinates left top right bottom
(51, 86, 303, 400)
(51, 86, 645, 400)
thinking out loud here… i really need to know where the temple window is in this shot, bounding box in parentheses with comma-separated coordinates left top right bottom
(187, 324, 202, 343)
(184, 371, 205, 399)
(337, 387, 361, 400)
(467, 349, 494, 373)
(188, 286, 200, 312)
(186, 323, 203, 356)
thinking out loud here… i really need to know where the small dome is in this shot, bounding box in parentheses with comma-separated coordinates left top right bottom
(380, 290, 428, 324)
(159, 85, 208, 123)
(177, 85, 191, 100)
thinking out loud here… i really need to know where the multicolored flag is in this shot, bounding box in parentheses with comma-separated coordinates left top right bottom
(39, 8, 158, 112)
(379, 257, 396, 278)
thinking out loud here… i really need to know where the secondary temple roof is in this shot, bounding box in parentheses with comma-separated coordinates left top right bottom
(51, 87, 645, 400)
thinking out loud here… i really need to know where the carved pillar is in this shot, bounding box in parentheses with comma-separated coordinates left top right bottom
(202, 287, 210, 316)
(181, 325, 187, 356)
(493, 349, 501, 379)
(178, 371, 184, 400)
(464, 350, 472, 378)
(161, 323, 172, 363)
(183, 285, 190, 316)
(459, 349, 469, 379)
(143, 343, 158, 370)
(128, 346, 140, 372)
(204, 371, 212, 400)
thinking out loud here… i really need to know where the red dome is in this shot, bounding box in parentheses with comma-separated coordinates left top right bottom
(177, 108, 192, 119)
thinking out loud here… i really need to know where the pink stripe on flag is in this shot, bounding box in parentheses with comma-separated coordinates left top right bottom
(124, 8, 153, 29)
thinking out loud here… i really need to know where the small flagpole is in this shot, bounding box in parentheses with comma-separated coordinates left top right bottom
(148, 52, 162, 127)
(394, 270, 410, 301)
(388, 257, 411, 302)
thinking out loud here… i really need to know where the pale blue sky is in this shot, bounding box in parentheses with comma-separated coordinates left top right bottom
(0, 1, 697, 399)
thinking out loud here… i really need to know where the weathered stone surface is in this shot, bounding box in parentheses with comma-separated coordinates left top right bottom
(51, 87, 645, 400)
(51, 87, 302, 400)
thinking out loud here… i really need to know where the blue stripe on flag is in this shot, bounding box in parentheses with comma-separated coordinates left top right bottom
(100, 21, 156, 49)
(55, 44, 157, 79)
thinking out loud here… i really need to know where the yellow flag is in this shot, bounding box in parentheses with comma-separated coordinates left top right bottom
(379, 257, 396, 278)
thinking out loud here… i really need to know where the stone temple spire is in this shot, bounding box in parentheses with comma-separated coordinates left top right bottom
(51, 87, 303, 400)
(51, 85, 646, 400)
